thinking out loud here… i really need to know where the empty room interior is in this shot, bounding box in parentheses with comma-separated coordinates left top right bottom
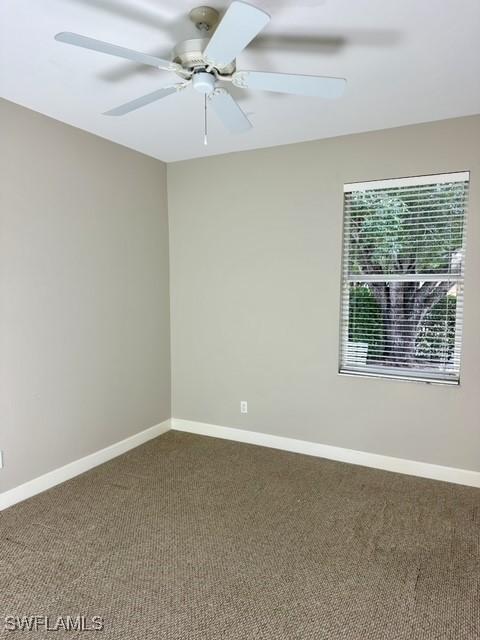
(1, 0, 480, 638)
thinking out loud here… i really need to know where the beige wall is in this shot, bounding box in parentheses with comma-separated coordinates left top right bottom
(2, 105, 478, 493)
(168, 115, 480, 472)
(0, 99, 171, 492)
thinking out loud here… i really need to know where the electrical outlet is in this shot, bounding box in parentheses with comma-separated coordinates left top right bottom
(240, 401, 248, 414)
(0, 450, 3, 469)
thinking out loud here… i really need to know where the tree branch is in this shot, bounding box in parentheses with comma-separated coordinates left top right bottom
(414, 281, 455, 324)
(424, 281, 455, 309)
(368, 282, 388, 312)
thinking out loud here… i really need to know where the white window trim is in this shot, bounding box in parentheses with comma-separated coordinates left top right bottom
(339, 171, 469, 385)
(344, 171, 469, 193)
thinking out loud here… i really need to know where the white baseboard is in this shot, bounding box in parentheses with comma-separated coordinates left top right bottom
(172, 418, 480, 489)
(0, 419, 172, 511)
(3, 417, 478, 511)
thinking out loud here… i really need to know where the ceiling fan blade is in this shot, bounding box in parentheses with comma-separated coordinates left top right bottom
(55, 32, 180, 73)
(104, 85, 183, 116)
(233, 70, 346, 98)
(208, 89, 252, 133)
(203, 2, 270, 68)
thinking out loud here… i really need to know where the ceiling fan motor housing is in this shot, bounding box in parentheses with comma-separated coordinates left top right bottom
(172, 38, 236, 77)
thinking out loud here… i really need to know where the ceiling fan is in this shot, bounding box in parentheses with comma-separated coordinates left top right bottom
(55, 1, 346, 143)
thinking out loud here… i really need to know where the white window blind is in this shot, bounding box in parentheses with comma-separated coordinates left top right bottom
(340, 172, 469, 384)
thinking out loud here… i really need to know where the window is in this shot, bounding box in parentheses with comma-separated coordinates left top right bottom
(340, 172, 469, 384)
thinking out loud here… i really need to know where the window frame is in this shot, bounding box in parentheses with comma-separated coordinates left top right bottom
(338, 171, 470, 385)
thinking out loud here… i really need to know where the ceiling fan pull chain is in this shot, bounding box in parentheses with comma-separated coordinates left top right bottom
(204, 93, 208, 146)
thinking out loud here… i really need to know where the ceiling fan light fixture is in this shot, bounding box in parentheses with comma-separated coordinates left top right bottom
(192, 71, 216, 95)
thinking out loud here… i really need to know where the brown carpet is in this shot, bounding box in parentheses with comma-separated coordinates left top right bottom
(1, 430, 479, 639)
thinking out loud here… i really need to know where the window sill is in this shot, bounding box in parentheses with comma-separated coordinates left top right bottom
(338, 369, 460, 386)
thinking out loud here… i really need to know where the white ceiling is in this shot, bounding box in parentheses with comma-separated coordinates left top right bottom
(1, 0, 479, 162)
